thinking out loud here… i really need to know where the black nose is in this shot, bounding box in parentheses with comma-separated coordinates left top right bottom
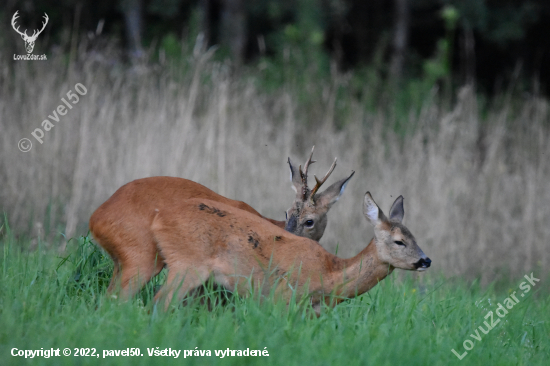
(285, 215, 297, 233)
(414, 257, 432, 269)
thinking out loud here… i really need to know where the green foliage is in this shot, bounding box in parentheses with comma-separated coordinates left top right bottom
(160, 33, 181, 59)
(442, 5, 460, 31)
(1, 231, 549, 365)
(423, 39, 452, 84)
(447, 0, 539, 45)
(420, 5, 460, 106)
(1, 0, 547, 99)
(250, 0, 331, 90)
(56, 235, 112, 300)
(147, 0, 185, 19)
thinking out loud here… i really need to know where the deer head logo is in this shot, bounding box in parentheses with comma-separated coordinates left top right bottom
(11, 11, 49, 54)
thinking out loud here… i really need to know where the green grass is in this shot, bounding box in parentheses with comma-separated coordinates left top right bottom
(0, 233, 548, 366)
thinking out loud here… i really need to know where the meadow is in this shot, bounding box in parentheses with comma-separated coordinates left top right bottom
(2, 45, 550, 281)
(0, 230, 548, 366)
(1, 41, 549, 364)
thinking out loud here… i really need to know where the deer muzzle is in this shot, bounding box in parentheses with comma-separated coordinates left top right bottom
(414, 257, 432, 271)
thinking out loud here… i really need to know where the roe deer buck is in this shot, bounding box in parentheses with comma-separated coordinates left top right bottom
(89, 147, 354, 299)
(152, 192, 431, 313)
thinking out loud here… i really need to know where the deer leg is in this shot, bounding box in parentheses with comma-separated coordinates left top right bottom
(152, 251, 166, 277)
(154, 265, 210, 310)
(116, 249, 160, 300)
(106, 258, 122, 296)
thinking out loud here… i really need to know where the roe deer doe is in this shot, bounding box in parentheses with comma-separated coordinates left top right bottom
(89, 147, 354, 299)
(152, 192, 431, 313)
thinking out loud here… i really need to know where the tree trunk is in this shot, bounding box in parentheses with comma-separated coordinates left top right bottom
(221, 0, 246, 66)
(389, 0, 410, 80)
(199, 0, 212, 46)
(462, 25, 476, 86)
(120, 0, 144, 58)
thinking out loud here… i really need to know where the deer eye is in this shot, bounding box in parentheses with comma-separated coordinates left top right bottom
(394, 240, 405, 246)
(305, 220, 314, 227)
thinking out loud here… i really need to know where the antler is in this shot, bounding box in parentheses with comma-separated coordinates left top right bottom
(11, 11, 48, 41)
(30, 13, 49, 40)
(11, 11, 27, 38)
(309, 157, 337, 201)
(298, 146, 316, 199)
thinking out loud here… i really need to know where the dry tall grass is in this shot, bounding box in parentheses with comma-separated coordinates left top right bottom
(1, 48, 549, 282)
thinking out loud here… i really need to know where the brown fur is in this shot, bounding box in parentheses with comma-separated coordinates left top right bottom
(152, 192, 430, 313)
(89, 174, 349, 299)
(89, 176, 283, 299)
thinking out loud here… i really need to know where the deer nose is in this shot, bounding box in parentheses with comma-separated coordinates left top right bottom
(285, 215, 297, 233)
(414, 257, 432, 270)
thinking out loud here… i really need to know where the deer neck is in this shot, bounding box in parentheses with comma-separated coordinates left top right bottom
(262, 216, 285, 229)
(329, 238, 394, 298)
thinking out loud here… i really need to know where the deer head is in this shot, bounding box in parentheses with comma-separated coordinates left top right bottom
(363, 192, 431, 271)
(11, 11, 49, 54)
(286, 146, 355, 241)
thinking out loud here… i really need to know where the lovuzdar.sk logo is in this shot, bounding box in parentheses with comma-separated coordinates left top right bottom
(11, 10, 48, 60)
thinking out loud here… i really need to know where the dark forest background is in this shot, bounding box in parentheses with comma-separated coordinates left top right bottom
(2, 0, 549, 96)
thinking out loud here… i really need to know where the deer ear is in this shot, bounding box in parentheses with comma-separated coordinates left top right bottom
(363, 192, 386, 225)
(388, 195, 404, 222)
(314, 171, 354, 209)
(288, 157, 302, 194)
